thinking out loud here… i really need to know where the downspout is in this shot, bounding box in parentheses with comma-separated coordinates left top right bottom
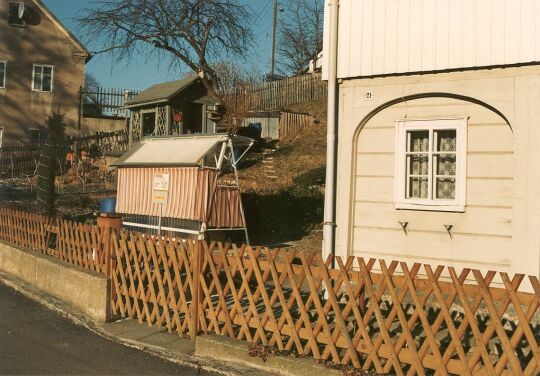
(322, 0, 340, 262)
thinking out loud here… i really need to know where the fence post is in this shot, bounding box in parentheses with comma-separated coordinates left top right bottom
(190, 239, 204, 341)
(96, 215, 122, 276)
(54, 217, 61, 258)
(107, 228, 118, 314)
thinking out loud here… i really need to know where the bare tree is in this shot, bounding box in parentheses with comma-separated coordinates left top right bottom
(84, 72, 100, 91)
(213, 61, 262, 92)
(82, 73, 103, 115)
(77, 0, 253, 96)
(277, 0, 324, 76)
(214, 61, 263, 131)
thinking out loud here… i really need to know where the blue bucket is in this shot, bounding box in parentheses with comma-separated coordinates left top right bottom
(100, 197, 117, 214)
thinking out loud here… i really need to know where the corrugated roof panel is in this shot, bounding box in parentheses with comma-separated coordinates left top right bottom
(112, 135, 229, 167)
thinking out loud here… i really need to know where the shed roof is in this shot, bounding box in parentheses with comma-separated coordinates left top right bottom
(124, 77, 200, 108)
(112, 134, 253, 167)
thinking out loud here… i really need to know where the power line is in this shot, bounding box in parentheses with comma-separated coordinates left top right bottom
(253, 0, 272, 23)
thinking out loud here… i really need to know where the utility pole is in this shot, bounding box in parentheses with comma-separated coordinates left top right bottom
(270, 0, 278, 79)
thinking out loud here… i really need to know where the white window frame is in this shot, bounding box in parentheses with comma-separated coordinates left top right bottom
(32, 64, 54, 92)
(394, 118, 467, 212)
(0, 61, 6, 89)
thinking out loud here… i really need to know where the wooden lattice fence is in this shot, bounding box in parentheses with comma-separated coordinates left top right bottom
(109, 231, 540, 376)
(0, 208, 538, 375)
(110, 231, 198, 336)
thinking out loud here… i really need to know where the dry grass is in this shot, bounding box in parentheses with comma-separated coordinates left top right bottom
(232, 98, 328, 194)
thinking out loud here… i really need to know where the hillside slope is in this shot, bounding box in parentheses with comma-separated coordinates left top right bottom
(228, 99, 328, 253)
(233, 99, 327, 193)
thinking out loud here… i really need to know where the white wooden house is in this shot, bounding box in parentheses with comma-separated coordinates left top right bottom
(322, 0, 540, 281)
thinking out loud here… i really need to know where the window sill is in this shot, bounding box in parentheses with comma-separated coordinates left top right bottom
(395, 202, 465, 213)
(31, 90, 53, 93)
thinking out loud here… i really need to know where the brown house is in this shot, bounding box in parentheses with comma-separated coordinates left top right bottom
(0, 0, 90, 145)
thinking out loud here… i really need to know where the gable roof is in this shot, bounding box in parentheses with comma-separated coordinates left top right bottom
(124, 77, 201, 108)
(31, 0, 91, 61)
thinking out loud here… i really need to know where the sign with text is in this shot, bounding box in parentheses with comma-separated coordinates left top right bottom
(152, 172, 170, 191)
(152, 190, 168, 204)
(152, 172, 170, 204)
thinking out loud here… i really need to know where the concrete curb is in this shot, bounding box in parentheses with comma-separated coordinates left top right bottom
(197, 335, 343, 376)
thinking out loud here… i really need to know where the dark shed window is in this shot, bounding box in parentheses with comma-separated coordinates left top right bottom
(8, 2, 25, 27)
(142, 111, 156, 136)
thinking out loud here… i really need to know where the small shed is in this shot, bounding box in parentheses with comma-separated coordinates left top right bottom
(123, 77, 224, 145)
(242, 111, 281, 139)
(112, 134, 253, 241)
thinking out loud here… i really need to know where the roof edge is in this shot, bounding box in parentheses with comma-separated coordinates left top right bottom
(165, 76, 200, 101)
(125, 76, 201, 107)
(31, 0, 90, 58)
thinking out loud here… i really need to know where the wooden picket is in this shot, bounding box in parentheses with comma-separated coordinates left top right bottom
(279, 111, 314, 138)
(68, 129, 129, 154)
(219, 73, 327, 112)
(0, 145, 41, 177)
(0, 208, 108, 273)
(0, 207, 538, 375)
(81, 86, 139, 117)
(0, 208, 53, 254)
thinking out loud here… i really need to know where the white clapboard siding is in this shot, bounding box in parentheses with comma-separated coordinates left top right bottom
(323, 0, 540, 79)
(351, 95, 514, 271)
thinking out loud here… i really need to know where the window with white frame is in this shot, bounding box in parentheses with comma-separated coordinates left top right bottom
(395, 119, 467, 212)
(0, 61, 6, 88)
(32, 65, 54, 92)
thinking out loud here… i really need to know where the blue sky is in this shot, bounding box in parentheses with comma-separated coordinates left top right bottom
(42, 0, 280, 90)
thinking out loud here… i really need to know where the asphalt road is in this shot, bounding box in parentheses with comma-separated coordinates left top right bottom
(0, 283, 216, 375)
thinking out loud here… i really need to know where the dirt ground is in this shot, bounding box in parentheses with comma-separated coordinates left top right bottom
(228, 98, 327, 194)
(228, 98, 328, 254)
